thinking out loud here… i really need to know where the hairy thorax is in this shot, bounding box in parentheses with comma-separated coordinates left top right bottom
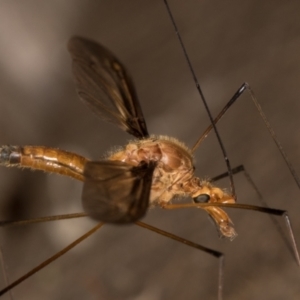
(108, 135, 198, 205)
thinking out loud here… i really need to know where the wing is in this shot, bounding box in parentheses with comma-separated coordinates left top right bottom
(68, 36, 149, 139)
(82, 160, 156, 223)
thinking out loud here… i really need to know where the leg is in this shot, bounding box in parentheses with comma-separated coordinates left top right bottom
(211, 165, 245, 182)
(0, 221, 104, 296)
(211, 164, 295, 257)
(0, 213, 225, 300)
(162, 201, 300, 266)
(191, 85, 247, 153)
(0, 245, 12, 300)
(135, 221, 224, 300)
(0, 212, 88, 227)
(164, 0, 236, 198)
(191, 83, 300, 191)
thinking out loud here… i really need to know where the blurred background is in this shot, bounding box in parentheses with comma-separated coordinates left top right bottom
(0, 0, 300, 299)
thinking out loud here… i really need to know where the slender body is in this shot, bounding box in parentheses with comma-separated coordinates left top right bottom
(0, 135, 237, 239)
(0, 36, 238, 241)
(0, 24, 299, 300)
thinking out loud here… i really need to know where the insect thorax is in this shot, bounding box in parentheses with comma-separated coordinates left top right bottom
(108, 135, 198, 205)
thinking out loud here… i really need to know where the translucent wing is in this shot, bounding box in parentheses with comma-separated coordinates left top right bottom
(68, 36, 149, 139)
(82, 160, 155, 223)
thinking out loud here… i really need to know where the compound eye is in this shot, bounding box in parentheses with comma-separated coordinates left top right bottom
(193, 194, 210, 203)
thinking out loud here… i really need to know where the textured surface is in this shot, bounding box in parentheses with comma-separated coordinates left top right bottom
(0, 1, 300, 299)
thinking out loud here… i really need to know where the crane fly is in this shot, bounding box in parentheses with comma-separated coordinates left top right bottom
(0, 34, 298, 299)
(0, 35, 236, 298)
(0, 1, 300, 299)
(1, 36, 238, 240)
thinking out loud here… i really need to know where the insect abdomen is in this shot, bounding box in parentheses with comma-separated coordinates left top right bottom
(0, 145, 87, 181)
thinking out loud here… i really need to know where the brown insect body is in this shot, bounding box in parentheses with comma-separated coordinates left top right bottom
(0, 145, 87, 181)
(0, 36, 237, 239)
(109, 135, 237, 239)
(0, 6, 299, 299)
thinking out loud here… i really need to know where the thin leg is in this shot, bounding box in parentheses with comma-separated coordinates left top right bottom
(0, 212, 88, 227)
(0, 213, 225, 300)
(163, 0, 235, 198)
(0, 244, 13, 300)
(0, 222, 104, 297)
(191, 82, 300, 192)
(211, 165, 245, 183)
(245, 83, 300, 190)
(135, 221, 224, 300)
(211, 164, 295, 257)
(162, 202, 300, 266)
(191, 85, 247, 153)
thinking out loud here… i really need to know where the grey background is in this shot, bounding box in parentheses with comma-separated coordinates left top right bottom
(0, 0, 300, 299)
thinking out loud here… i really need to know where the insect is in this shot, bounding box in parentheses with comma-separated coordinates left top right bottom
(0, 34, 240, 236)
(0, 0, 300, 300)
